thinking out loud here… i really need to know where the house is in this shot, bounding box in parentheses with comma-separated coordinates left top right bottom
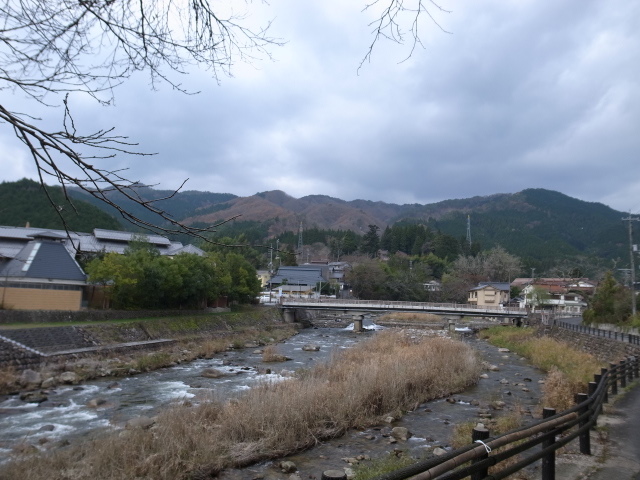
(511, 278, 597, 316)
(268, 265, 328, 297)
(0, 232, 87, 311)
(256, 269, 271, 288)
(468, 282, 511, 307)
(0, 225, 205, 262)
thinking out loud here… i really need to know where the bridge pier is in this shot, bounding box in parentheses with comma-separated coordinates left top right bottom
(283, 308, 296, 323)
(353, 315, 365, 333)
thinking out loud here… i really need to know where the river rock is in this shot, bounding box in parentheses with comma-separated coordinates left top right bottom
(86, 397, 108, 408)
(107, 382, 120, 389)
(499, 378, 509, 384)
(125, 416, 156, 430)
(489, 365, 500, 371)
(201, 368, 226, 378)
(391, 427, 412, 440)
(253, 349, 264, 354)
(19, 391, 48, 403)
(344, 467, 356, 480)
(279, 461, 297, 473)
(59, 372, 78, 384)
(480, 373, 489, 379)
(302, 344, 321, 351)
(19, 369, 42, 387)
(41, 377, 56, 389)
(498, 348, 510, 353)
(433, 447, 447, 456)
(39, 425, 55, 432)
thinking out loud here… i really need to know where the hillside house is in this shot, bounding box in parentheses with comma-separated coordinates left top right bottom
(511, 278, 597, 316)
(467, 282, 511, 307)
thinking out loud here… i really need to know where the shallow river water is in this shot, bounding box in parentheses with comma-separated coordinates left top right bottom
(0, 322, 546, 477)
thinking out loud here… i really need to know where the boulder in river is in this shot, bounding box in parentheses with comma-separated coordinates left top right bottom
(201, 368, 227, 378)
(19, 369, 42, 388)
(58, 372, 78, 384)
(19, 391, 48, 403)
(302, 344, 321, 351)
(391, 427, 412, 440)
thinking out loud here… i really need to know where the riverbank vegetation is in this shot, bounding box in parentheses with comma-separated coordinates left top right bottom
(1, 332, 481, 479)
(481, 327, 603, 410)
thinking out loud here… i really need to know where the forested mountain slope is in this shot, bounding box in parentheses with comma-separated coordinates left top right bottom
(0, 179, 122, 231)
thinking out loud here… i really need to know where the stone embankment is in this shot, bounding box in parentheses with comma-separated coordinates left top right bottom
(0, 307, 287, 369)
(541, 323, 640, 362)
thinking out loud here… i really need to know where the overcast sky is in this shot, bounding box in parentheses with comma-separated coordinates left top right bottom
(2, 0, 640, 213)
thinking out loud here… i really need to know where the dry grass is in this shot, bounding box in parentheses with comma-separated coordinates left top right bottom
(377, 312, 443, 323)
(261, 345, 288, 362)
(0, 331, 481, 480)
(541, 367, 577, 411)
(482, 327, 603, 409)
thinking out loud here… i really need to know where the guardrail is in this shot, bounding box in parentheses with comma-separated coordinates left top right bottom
(558, 321, 640, 346)
(324, 356, 638, 480)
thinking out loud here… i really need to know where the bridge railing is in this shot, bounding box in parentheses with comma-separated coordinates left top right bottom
(348, 355, 639, 480)
(557, 321, 640, 346)
(279, 298, 527, 315)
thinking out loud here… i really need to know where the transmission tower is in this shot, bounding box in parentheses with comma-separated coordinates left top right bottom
(297, 221, 304, 259)
(466, 215, 472, 247)
(623, 214, 640, 317)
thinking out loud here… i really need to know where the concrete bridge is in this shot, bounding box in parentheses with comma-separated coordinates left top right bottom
(279, 298, 528, 325)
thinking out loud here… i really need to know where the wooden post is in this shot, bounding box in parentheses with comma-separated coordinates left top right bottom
(321, 471, 347, 480)
(610, 362, 618, 395)
(628, 357, 634, 382)
(588, 381, 598, 427)
(620, 360, 627, 389)
(471, 424, 490, 480)
(542, 408, 556, 480)
(600, 368, 608, 403)
(575, 393, 591, 455)
(634, 356, 639, 378)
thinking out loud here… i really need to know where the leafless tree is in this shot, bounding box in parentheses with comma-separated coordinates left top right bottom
(0, 0, 447, 239)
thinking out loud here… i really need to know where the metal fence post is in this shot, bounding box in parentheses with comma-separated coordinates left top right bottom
(471, 424, 490, 480)
(575, 393, 591, 455)
(542, 407, 556, 480)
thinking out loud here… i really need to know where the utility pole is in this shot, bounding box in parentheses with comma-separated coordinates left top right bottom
(623, 214, 640, 317)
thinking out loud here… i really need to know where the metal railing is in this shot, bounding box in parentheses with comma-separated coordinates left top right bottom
(280, 298, 527, 316)
(558, 321, 640, 346)
(352, 356, 639, 480)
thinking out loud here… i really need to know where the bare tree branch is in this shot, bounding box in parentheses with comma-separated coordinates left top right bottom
(359, 0, 451, 71)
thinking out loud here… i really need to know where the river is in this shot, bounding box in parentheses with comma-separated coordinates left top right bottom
(0, 321, 546, 478)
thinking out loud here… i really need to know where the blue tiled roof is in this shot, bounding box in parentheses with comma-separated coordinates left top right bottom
(0, 239, 86, 283)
